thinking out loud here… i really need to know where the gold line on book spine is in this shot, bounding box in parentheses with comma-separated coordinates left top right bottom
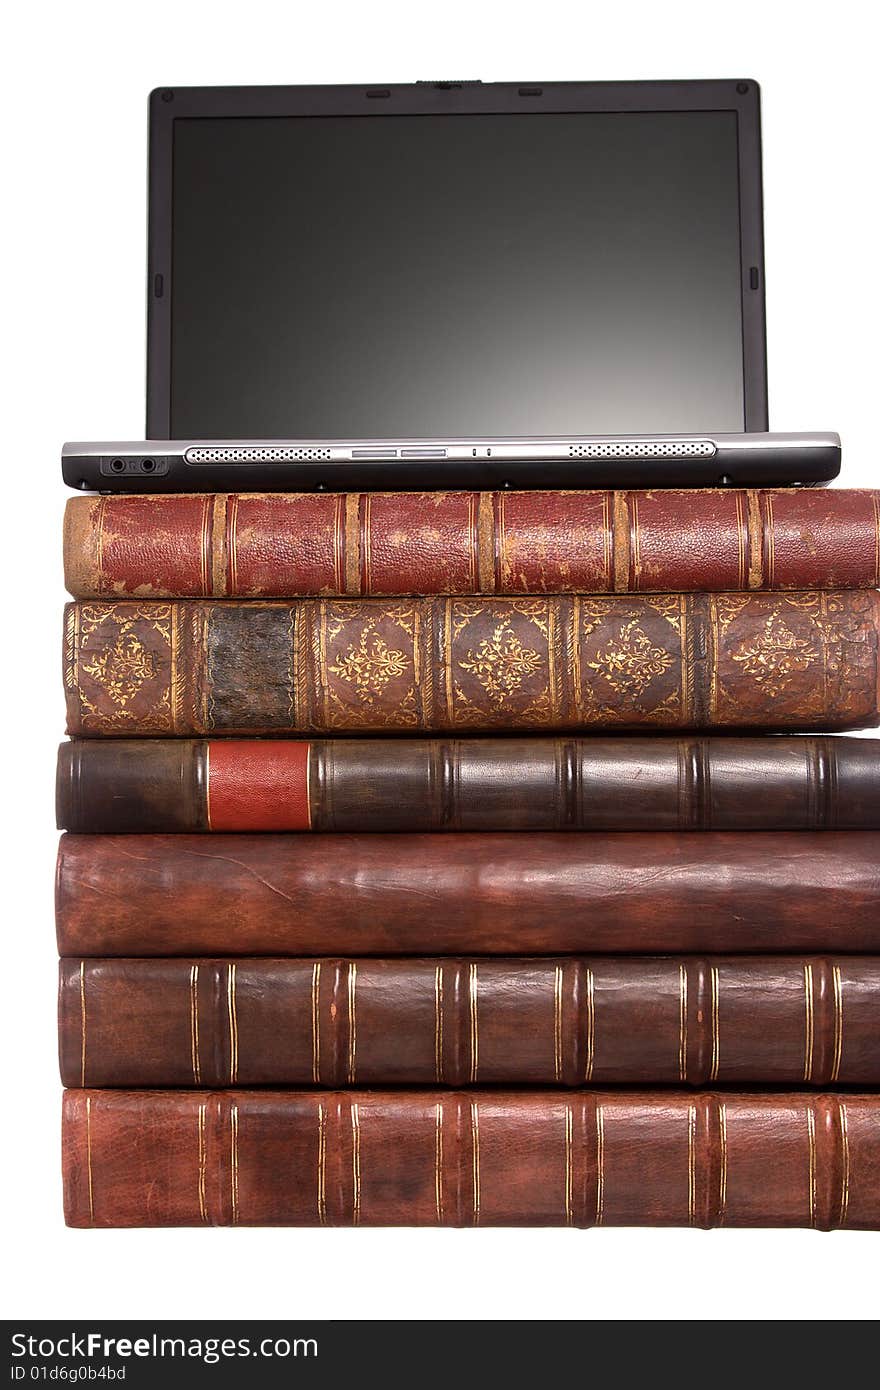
(189, 964, 201, 1085)
(230, 1102, 239, 1226)
(347, 963, 357, 1084)
(678, 964, 688, 1083)
(197, 1103, 207, 1224)
(718, 1103, 728, 1226)
(806, 1105, 817, 1228)
(564, 1104, 573, 1227)
(226, 964, 238, 1085)
(553, 965, 563, 1083)
(469, 964, 478, 1084)
(311, 962, 321, 1085)
(471, 1101, 481, 1227)
(584, 966, 595, 1083)
(351, 1103, 361, 1227)
(316, 1103, 326, 1226)
(434, 1103, 444, 1225)
(687, 1103, 697, 1227)
(709, 965, 720, 1082)
(838, 1103, 850, 1228)
(803, 963, 815, 1082)
(830, 965, 844, 1083)
(434, 966, 443, 1083)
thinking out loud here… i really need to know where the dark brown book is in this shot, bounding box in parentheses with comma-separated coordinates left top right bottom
(63, 1089, 880, 1228)
(55, 831, 880, 956)
(56, 735, 880, 833)
(63, 488, 880, 598)
(59, 956, 880, 1088)
(63, 591, 880, 736)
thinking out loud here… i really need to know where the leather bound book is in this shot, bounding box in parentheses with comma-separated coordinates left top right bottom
(62, 592, 880, 736)
(62, 1089, 880, 1228)
(55, 831, 880, 956)
(56, 735, 880, 832)
(59, 956, 880, 1088)
(63, 489, 880, 598)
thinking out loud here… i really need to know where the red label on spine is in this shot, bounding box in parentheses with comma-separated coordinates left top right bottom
(207, 741, 311, 831)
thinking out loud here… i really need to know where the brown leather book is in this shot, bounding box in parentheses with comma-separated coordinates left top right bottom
(55, 831, 880, 956)
(63, 592, 880, 736)
(63, 488, 880, 598)
(59, 956, 880, 1088)
(62, 1089, 880, 1228)
(56, 735, 880, 832)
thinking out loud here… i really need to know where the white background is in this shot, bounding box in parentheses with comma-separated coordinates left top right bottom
(2, 0, 877, 1323)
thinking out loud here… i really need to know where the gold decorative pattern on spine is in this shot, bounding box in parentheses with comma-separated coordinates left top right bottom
(838, 1103, 850, 1228)
(230, 1102, 239, 1225)
(687, 1103, 697, 1226)
(630, 493, 641, 588)
(595, 1104, 605, 1226)
(709, 965, 720, 1082)
(316, 1103, 327, 1225)
(199, 496, 211, 597)
(226, 964, 238, 1085)
(189, 964, 201, 1085)
(803, 963, 814, 1082)
(830, 965, 844, 1083)
(806, 1105, 817, 1228)
(211, 495, 227, 596)
(584, 966, 595, 1082)
(470, 1101, 481, 1226)
(362, 495, 373, 596)
(85, 1095, 95, 1225)
(476, 492, 494, 594)
(611, 491, 628, 591)
(678, 964, 688, 1083)
(734, 491, 746, 591)
(553, 965, 563, 1083)
(344, 494, 359, 595)
(197, 1103, 207, 1223)
(434, 966, 443, 1083)
(718, 1103, 728, 1226)
(79, 961, 87, 1088)
(351, 1103, 361, 1226)
(228, 496, 239, 595)
(311, 962, 321, 1085)
(746, 489, 764, 589)
(564, 1104, 573, 1227)
(765, 492, 776, 588)
(434, 1103, 444, 1224)
(96, 497, 106, 593)
(469, 963, 479, 1083)
(347, 963, 357, 1084)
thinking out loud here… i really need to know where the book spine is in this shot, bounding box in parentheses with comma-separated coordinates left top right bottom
(56, 735, 880, 832)
(62, 1089, 880, 1228)
(64, 489, 880, 598)
(62, 592, 880, 736)
(59, 956, 880, 1089)
(55, 831, 880, 956)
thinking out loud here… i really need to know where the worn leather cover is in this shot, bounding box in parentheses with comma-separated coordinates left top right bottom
(62, 1088, 880, 1228)
(56, 734, 880, 832)
(55, 831, 880, 956)
(64, 489, 880, 598)
(62, 592, 880, 735)
(59, 956, 880, 1088)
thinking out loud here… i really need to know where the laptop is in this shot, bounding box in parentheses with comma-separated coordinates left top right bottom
(63, 79, 841, 491)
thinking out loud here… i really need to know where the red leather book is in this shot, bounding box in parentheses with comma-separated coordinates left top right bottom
(55, 831, 880, 956)
(62, 1089, 880, 1228)
(62, 592, 880, 736)
(63, 489, 880, 598)
(56, 735, 880, 832)
(59, 956, 880, 1088)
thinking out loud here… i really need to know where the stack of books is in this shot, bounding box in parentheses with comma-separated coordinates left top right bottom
(57, 484, 880, 1227)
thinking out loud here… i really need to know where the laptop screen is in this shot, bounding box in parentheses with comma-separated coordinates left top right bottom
(168, 110, 746, 439)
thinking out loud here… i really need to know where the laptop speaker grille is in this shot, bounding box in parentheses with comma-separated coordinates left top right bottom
(186, 446, 332, 463)
(567, 440, 715, 460)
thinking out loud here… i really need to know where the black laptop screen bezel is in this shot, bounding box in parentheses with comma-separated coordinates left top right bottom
(146, 79, 767, 439)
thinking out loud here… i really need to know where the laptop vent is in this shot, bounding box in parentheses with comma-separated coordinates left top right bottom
(185, 446, 332, 464)
(568, 440, 715, 460)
